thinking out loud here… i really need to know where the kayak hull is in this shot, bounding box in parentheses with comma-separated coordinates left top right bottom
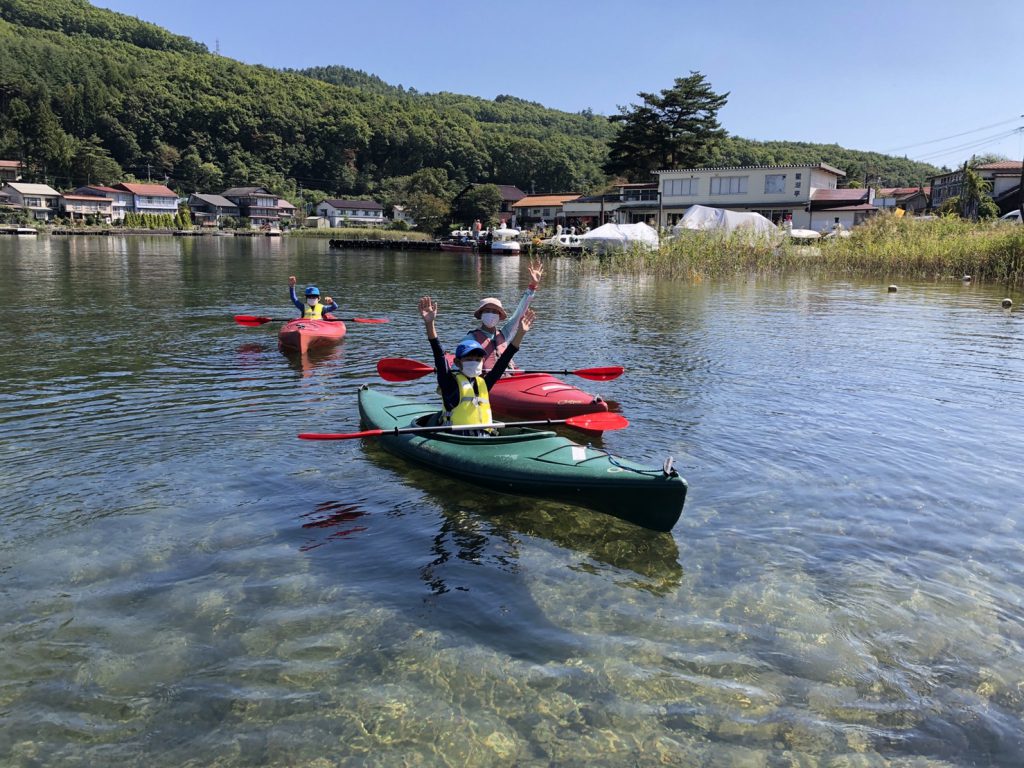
(491, 371, 608, 419)
(443, 355, 608, 419)
(278, 318, 346, 354)
(357, 386, 685, 532)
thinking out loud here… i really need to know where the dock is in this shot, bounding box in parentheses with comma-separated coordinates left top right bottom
(0, 226, 38, 235)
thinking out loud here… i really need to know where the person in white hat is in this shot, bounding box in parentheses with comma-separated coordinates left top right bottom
(461, 258, 543, 370)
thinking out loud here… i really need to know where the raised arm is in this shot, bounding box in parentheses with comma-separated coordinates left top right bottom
(288, 275, 303, 311)
(500, 258, 543, 337)
(487, 307, 535, 385)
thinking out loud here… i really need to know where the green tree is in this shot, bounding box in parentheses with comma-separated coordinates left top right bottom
(604, 72, 729, 180)
(453, 183, 502, 227)
(71, 134, 123, 186)
(406, 191, 450, 235)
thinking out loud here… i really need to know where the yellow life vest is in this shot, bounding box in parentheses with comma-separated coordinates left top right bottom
(448, 372, 491, 426)
(303, 302, 324, 319)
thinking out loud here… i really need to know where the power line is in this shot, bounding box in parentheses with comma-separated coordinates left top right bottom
(912, 126, 1023, 163)
(883, 115, 1024, 154)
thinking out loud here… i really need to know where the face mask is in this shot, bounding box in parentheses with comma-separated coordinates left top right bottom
(480, 312, 500, 329)
(460, 359, 483, 378)
(307, 298, 318, 307)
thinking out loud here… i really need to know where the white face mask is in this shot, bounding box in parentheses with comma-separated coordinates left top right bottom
(480, 312, 500, 329)
(460, 359, 483, 378)
(307, 298, 319, 307)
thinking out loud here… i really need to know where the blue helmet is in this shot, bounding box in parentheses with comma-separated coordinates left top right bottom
(304, 286, 320, 297)
(454, 339, 485, 359)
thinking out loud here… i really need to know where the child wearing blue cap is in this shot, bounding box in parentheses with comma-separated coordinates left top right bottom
(419, 295, 534, 428)
(288, 275, 339, 318)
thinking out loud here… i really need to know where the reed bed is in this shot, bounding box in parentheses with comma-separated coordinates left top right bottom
(573, 216, 1024, 285)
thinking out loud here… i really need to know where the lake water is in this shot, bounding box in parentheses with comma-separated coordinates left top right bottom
(2, 235, 1024, 766)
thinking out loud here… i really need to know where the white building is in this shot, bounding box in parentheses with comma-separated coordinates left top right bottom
(317, 199, 385, 227)
(113, 182, 179, 217)
(0, 182, 61, 221)
(654, 163, 874, 232)
(73, 185, 132, 222)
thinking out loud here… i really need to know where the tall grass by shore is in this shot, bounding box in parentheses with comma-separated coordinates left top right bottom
(574, 216, 1024, 285)
(288, 227, 432, 242)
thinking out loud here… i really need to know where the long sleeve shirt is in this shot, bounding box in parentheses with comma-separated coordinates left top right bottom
(460, 285, 535, 368)
(430, 336, 519, 412)
(290, 285, 339, 316)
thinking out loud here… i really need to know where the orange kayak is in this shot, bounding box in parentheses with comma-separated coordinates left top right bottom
(278, 318, 347, 355)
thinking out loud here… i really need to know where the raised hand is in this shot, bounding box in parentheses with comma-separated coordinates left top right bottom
(519, 306, 535, 333)
(419, 296, 438, 324)
(323, 296, 334, 305)
(528, 258, 544, 287)
(288, 275, 297, 287)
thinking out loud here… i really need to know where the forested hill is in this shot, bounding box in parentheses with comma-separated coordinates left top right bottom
(0, 0, 941, 205)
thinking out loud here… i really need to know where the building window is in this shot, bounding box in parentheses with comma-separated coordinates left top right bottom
(795, 173, 802, 180)
(764, 174, 786, 194)
(665, 178, 698, 196)
(543, 208, 551, 217)
(710, 176, 748, 195)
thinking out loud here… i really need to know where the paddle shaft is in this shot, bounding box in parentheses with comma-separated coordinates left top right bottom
(298, 411, 627, 440)
(376, 357, 622, 382)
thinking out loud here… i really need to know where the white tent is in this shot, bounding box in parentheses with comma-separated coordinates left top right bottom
(672, 205, 777, 237)
(579, 222, 659, 252)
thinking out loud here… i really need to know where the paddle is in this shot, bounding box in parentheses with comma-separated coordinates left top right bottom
(298, 411, 628, 440)
(234, 314, 389, 327)
(377, 357, 624, 382)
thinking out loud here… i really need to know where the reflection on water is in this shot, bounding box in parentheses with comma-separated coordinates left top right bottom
(2, 237, 1024, 765)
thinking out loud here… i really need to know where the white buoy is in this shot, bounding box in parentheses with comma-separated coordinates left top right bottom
(1002, 298, 1013, 309)
(962, 275, 972, 282)
(887, 285, 898, 293)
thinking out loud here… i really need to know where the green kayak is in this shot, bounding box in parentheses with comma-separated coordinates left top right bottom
(357, 385, 686, 532)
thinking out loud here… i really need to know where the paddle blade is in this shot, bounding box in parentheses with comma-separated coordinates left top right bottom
(564, 412, 630, 434)
(351, 317, 389, 324)
(234, 314, 273, 327)
(574, 366, 625, 381)
(298, 429, 384, 440)
(377, 357, 435, 382)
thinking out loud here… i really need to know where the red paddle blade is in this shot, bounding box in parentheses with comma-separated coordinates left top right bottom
(351, 317, 389, 324)
(298, 429, 384, 440)
(574, 366, 625, 381)
(563, 412, 630, 433)
(377, 357, 435, 382)
(234, 314, 272, 327)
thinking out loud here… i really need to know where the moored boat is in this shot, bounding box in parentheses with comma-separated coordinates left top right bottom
(357, 386, 685, 531)
(278, 317, 347, 355)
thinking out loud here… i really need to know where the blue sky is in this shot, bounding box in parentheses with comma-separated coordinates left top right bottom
(92, 0, 1024, 170)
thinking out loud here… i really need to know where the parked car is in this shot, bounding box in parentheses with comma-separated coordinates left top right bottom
(1000, 209, 1022, 223)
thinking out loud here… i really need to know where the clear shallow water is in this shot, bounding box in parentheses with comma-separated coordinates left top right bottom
(2, 235, 1024, 766)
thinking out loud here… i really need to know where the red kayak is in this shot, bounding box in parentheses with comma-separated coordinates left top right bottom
(442, 354, 609, 418)
(278, 318, 347, 355)
(490, 371, 608, 419)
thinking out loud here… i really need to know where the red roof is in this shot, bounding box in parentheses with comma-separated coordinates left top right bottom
(0, 160, 21, 168)
(115, 182, 177, 197)
(811, 189, 870, 202)
(976, 161, 1022, 171)
(878, 187, 928, 197)
(62, 195, 113, 202)
(78, 185, 121, 194)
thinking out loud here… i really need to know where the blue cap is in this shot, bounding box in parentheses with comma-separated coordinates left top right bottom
(454, 339, 485, 359)
(304, 286, 320, 297)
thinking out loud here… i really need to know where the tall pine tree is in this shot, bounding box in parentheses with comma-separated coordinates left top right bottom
(604, 72, 728, 181)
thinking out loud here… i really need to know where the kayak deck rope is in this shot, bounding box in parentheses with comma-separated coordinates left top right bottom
(595, 447, 679, 478)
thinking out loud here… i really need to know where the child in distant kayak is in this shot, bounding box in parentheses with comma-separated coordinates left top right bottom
(288, 275, 338, 319)
(420, 295, 534, 429)
(461, 258, 543, 370)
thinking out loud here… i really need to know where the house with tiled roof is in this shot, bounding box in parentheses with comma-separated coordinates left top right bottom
(188, 193, 240, 226)
(317, 199, 384, 227)
(0, 182, 61, 220)
(0, 160, 23, 183)
(653, 162, 872, 231)
(113, 182, 179, 217)
(454, 183, 526, 222)
(511, 194, 581, 227)
(60, 193, 114, 223)
(221, 187, 280, 228)
(563, 182, 659, 227)
(929, 161, 1023, 215)
(875, 187, 930, 215)
(73, 185, 132, 221)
